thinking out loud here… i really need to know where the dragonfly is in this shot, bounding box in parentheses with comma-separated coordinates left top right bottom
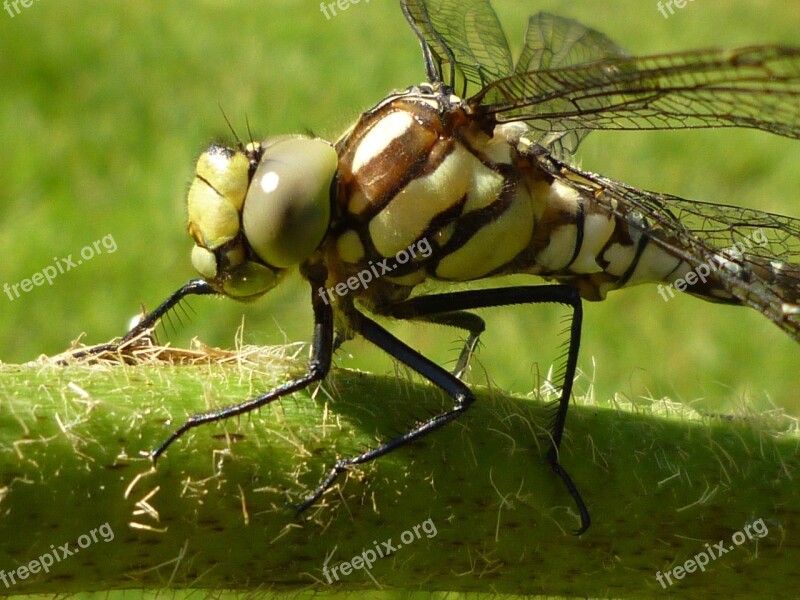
(80, 0, 800, 534)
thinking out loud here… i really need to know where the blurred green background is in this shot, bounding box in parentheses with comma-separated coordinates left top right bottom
(1, 0, 798, 418)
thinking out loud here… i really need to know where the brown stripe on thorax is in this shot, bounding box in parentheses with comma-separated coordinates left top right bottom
(335, 94, 467, 222)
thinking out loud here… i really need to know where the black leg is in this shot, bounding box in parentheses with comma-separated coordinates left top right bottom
(118, 279, 218, 344)
(151, 279, 335, 461)
(64, 279, 218, 361)
(350, 285, 589, 533)
(375, 300, 485, 378)
(295, 309, 476, 513)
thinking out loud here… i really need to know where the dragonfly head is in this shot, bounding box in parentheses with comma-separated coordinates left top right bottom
(187, 136, 337, 300)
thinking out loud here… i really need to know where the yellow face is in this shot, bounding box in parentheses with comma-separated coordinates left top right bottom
(186, 136, 338, 300)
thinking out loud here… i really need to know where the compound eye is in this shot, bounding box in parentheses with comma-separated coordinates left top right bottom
(242, 137, 337, 268)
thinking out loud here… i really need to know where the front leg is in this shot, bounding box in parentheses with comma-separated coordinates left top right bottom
(64, 279, 218, 361)
(150, 275, 335, 462)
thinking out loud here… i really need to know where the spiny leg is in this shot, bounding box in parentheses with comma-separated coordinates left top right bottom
(366, 285, 589, 534)
(118, 280, 218, 344)
(375, 300, 486, 378)
(428, 312, 484, 378)
(87, 277, 585, 530)
(65, 279, 218, 361)
(296, 310, 476, 513)
(151, 280, 334, 461)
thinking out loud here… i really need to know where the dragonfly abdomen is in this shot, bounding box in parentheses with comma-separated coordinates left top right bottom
(516, 171, 740, 305)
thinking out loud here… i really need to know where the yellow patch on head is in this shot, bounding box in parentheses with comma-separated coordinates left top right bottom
(194, 148, 251, 210)
(187, 178, 241, 249)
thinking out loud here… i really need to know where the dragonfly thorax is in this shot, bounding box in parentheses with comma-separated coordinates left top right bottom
(316, 89, 561, 309)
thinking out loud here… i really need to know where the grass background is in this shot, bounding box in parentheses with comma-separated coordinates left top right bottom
(1, 0, 798, 418)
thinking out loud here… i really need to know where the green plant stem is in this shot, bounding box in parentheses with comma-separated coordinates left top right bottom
(0, 351, 797, 598)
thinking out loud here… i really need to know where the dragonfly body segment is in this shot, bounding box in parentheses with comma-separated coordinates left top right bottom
(331, 87, 536, 301)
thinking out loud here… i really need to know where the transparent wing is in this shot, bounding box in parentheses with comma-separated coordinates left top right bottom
(533, 148, 800, 340)
(516, 12, 627, 72)
(513, 12, 629, 156)
(401, 0, 512, 96)
(472, 46, 800, 151)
